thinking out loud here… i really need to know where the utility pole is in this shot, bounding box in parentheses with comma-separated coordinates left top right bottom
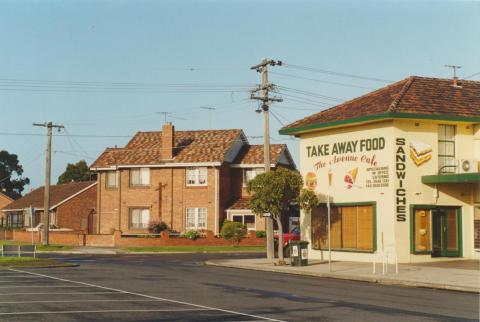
(250, 58, 283, 260)
(33, 122, 64, 246)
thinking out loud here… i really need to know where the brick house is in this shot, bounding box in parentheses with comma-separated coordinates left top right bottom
(90, 124, 296, 235)
(1, 181, 97, 232)
(0, 192, 14, 226)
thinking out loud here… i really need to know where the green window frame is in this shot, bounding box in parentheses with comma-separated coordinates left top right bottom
(410, 205, 463, 257)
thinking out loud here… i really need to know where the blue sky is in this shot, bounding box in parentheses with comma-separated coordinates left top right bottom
(0, 0, 479, 190)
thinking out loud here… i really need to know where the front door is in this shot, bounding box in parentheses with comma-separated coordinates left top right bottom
(432, 208, 460, 257)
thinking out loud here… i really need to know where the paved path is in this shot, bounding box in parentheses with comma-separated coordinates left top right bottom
(206, 258, 480, 293)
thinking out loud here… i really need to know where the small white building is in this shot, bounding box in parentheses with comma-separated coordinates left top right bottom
(280, 76, 480, 263)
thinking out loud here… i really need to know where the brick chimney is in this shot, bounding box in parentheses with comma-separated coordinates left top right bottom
(161, 123, 174, 160)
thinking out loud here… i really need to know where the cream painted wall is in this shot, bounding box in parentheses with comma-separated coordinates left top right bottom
(299, 120, 396, 262)
(298, 119, 478, 263)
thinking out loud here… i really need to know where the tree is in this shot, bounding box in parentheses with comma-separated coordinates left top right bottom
(298, 188, 320, 214)
(247, 168, 303, 264)
(0, 150, 30, 199)
(220, 221, 247, 246)
(57, 160, 95, 184)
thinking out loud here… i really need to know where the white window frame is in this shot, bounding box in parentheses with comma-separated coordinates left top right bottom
(106, 170, 118, 188)
(438, 124, 456, 173)
(186, 167, 208, 186)
(185, 207, 207, 230)
(129, 208, 150, 229)
(231, 213, 256, 231)
(243, 168, 265, 187)
(130, 168, 150, 186)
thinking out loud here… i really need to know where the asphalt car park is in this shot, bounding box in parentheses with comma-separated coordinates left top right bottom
(0, 267, 282, 321)
(0, 253, 477, 322)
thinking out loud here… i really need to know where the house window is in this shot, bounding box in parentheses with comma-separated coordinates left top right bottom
(186, 208, 207, 230)
(129, 208, 150, 229)
(186, 167, 207, 186)
(311, 204, 375, 252)
(106, 171, 118, 188)
(438, 124, 456, 173)
(7, 213, 24, 228)
(232, 214, 256, 231)
(243, 168, 265, 186)
(130, 168, 150, 186)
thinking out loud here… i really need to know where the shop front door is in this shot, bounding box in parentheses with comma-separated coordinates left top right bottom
(432, 208, 461, 257)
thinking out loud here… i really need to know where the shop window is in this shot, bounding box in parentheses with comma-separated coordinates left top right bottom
(243, 168, 265, 187)
(413, 209, 432, 252)
(106, 171, 118, 188)
(129, 208, 150, 229)
(130, 168, 150, 186)
(438, 124, 456, 173)
(186, 208, 207, 230)
(232, 214, 256, 231)
(186, 167, 208, 186)
(311, 204, 375, 252)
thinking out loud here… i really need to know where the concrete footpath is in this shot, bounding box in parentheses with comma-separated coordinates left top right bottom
(206, 258, 480, 293)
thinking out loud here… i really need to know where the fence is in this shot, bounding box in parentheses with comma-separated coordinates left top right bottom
(1, 244, 36, 258)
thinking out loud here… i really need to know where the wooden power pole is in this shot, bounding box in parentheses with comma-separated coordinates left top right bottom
(250, 58, 283, 260)
(33, 121, 64, 245)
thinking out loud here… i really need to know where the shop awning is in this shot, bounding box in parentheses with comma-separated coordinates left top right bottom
(422, 173, 480, 184)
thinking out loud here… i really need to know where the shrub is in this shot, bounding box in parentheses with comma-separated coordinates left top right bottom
(255, 230, 266, 238)
(148, 221, 169, 234)
(183, 230, 201, 240)
(220, 221, 246, 246)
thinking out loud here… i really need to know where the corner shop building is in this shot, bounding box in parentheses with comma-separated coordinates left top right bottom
(280, 76, 480, 263)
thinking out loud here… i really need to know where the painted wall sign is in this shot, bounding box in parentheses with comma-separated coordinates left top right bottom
(395, 138, 407, 222)
(304, 136, 389, 191)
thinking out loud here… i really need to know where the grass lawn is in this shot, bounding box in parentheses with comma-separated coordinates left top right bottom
(123, 245, 266, 253)
(0, 256, 73, 268)
(0, 240, 74, 251)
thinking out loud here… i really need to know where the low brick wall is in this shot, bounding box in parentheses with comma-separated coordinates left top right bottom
(12, 230, 41, 243)
(49, 232, 85, 246)
(0, 229, 13, 240)
(86, 234, 115, 247)
(114, 230, 265, 247)
(9, 230, 265, 248)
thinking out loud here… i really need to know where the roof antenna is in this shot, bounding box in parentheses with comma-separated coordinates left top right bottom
(445, 65, 462, 87)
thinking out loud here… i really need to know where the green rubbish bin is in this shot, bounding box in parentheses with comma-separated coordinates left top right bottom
(290, 240, 309, 266)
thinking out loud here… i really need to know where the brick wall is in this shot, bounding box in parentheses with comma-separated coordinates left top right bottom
(85, 234, 115, 247)
(56, 184, 97, 232)
(9, 229, 264, 247)
(98, 167, 219, 235)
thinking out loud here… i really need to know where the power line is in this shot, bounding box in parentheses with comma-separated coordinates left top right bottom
(269, 71, 375, 90)
(278, 92, 332, 106)
(283, 63, 394, 83)
(276, 85, 345, 102)
(464, 71, 480, 79)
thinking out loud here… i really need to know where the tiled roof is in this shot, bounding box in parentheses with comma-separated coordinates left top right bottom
(91, 129, 244, 168)
(233, 144, 286, 165)
(2, 181, 96, 211)
(227, 197, 251, 210)
(281, 76, 480, 133)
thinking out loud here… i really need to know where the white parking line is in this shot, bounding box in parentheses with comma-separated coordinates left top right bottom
(0, 291, 121, 296)
(0, 299, 164, 304)
(10, 268, 286, 322)
(0, 275, 43, 278)
(0, 285, 90, 288)
(0, 308, 213, 316)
